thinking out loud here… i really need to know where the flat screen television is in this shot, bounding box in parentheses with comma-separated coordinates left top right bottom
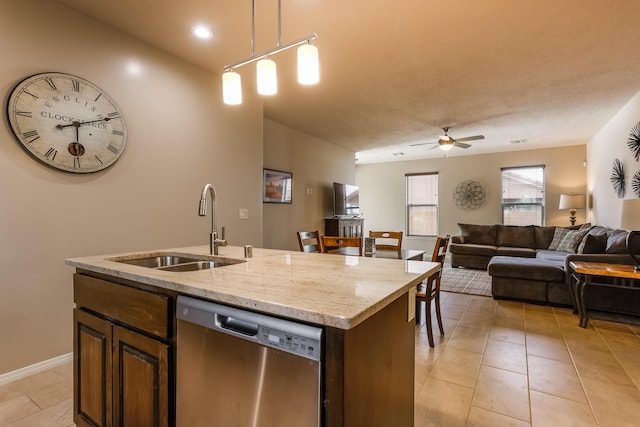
(333, 182, 360, 216)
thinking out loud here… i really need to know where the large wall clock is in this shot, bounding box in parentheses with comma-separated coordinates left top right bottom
(6, 72, 127, 173)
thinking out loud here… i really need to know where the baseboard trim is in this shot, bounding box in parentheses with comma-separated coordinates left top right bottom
(0, 353, 73, 386)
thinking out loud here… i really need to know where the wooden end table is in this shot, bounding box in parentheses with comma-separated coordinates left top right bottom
(569, 261, 640, 328)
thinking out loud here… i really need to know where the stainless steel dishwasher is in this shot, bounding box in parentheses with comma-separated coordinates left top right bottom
(176, 295, 323, 426)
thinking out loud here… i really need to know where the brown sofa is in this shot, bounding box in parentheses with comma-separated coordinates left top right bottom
(449, 223, 640, 314)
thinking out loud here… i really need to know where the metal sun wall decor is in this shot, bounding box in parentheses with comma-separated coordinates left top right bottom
(610, 158, 626, 198)
(454, 180, 486, 210)
(633, 170, 640, 198)
(628, 122, 640, 161)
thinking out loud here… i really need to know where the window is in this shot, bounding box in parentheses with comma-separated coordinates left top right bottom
(501, 165, 545, 225)
(406, 173, 438, 236)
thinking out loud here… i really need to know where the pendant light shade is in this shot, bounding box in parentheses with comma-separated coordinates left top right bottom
(297, 43, 319, 85)
(222, 71, 242, 105)
(257, 58, 277, 95)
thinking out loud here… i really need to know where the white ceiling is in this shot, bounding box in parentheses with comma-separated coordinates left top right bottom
(54, 0, 640, 164)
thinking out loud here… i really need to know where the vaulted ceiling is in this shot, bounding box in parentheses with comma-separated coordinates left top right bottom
(54, 0, 640, 163)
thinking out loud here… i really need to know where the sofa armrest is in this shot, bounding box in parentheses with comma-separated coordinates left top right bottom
(451, 234, 466, 244)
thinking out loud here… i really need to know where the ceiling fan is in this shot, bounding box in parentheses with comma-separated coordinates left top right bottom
(411, 127, 485, 151)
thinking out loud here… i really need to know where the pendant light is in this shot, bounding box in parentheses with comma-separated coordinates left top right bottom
(222, 0, 319, 105)
(222, 70, 242, 105)
(297, 43, 319, 85)
(257, 58, 277, 95)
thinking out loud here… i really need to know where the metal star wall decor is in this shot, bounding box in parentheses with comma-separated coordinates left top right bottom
(610, 158, 626, 198)
(628, 122, 640, 161)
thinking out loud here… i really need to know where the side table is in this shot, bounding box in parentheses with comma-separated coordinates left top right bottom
(569, 261, 640, 328)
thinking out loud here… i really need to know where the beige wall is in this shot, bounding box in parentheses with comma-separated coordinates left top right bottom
(356, 145, 587, 250)
(0, 0, 264, 375)
(263, 119, 356, 250)
(587, 90, 640, 228)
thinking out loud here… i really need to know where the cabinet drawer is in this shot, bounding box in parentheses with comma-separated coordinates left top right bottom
(74, 274, 171, 339)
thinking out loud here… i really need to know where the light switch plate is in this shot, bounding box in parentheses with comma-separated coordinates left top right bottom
(239, 208, 249, 220)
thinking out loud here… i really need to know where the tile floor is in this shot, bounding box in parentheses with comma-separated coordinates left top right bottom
(1, 291, 639, 426)
(415, 292, 640, 426)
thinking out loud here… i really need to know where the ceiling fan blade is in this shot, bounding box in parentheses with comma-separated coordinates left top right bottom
(455, 135, 485, 143)
(454, 142, 471, 149)
(429, 144, 441, 150)
(410, 141, 438, 147)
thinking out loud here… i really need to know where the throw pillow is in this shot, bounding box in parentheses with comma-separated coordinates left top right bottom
(577, 233, 608, 254)
(606, 230, 630, 254)
(547, 227, 570, 250)
(556, 229, 590, 253)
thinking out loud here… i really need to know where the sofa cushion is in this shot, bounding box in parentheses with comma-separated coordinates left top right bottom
(556, 229, 590, 253)
(534, 226, 557, 249)
(606, 230, 629, 254)
(448, 242, 496, 257)
(547, 227, 570, 251)
(496, 225, 535, 248)
(577, 233, 608, 254)
(495, 247, 537, 258)
(457, 223, 497, 246)
(536, 250, 572, 262)
(488, 256, 565, 282)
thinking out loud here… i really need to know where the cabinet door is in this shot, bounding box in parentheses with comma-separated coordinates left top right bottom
(113, 325, 171, 427)
(74, 308, 113, 427)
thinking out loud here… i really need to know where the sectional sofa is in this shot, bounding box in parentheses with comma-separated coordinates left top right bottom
(449, 223, 639, 314)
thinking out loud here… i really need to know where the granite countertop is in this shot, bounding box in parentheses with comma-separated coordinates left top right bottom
(66, 245, 439, 330)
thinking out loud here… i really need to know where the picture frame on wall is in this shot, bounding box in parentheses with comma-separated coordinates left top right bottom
(263, 168, 293, 204)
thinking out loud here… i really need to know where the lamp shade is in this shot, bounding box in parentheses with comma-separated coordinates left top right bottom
(297, 43, 319, 85)
(620, 199, 640, 230)
(222, 71, 242, 105)
(559, 194, 586, 210)
(439, 142, 454, 151)
(257, 58, 277, 95)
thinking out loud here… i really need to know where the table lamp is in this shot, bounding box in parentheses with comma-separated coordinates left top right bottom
(559, 194, 586, 226)
(620, 198, 640, 272)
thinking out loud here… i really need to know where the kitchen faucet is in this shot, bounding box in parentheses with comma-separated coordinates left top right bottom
(198, 184, 228, 255)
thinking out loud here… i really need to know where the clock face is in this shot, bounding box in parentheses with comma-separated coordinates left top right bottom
(6, 72, 127, 173)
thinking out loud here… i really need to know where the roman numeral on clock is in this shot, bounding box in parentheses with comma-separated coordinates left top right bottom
(95, 156, 103, 166)
(106, 144, 119, 154)
(44, 148, 57, 161)
(74, 157, 81, 169)
(72, 79, 80, 92)
(44, 78, 57, 91)
(14, 111, 32, 117)
(22, 130, 39, 143)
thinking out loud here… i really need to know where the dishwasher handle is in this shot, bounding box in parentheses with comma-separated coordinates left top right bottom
(216, 314, 259, 337)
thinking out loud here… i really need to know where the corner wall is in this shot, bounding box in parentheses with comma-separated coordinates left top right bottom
(263, 119, 356, 250)
(0, 0, 263, 374)
(588, 90, 640, 227)
(356, 145, 587, 250)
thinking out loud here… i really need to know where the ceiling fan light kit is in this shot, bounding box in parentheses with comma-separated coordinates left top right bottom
(410, 127, 485, 151)
(222, 0, 319, 105)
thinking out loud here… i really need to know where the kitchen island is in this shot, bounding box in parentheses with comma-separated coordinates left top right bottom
(67, 245, 439, 426)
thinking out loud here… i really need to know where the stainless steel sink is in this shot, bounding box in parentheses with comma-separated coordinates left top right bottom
(117, 255, 202, 268)
(113, 254, 245, 272)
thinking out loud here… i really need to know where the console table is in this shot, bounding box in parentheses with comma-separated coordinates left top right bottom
(569, 261, 640, 328)
(325, 217, 364, 237)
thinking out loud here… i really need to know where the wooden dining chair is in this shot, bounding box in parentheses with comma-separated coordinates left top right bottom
(297, 230, 323, 253)
(369, 231, 403, 256)
(321, 236, 363, 256)
(416, 235, 450, 348)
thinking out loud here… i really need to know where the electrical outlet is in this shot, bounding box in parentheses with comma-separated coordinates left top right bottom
(239, 208, 249, 220)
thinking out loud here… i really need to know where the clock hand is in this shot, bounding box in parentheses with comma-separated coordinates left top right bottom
(55, 116, 118, 130)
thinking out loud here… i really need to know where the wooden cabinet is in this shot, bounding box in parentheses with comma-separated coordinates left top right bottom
(73, 273, 175, 427)
(325, 217, 364, 237)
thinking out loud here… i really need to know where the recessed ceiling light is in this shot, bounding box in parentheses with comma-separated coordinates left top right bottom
(392, 152, 405, 156)
(192, 25, 213, 39)
(510, 139, 528, 145)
